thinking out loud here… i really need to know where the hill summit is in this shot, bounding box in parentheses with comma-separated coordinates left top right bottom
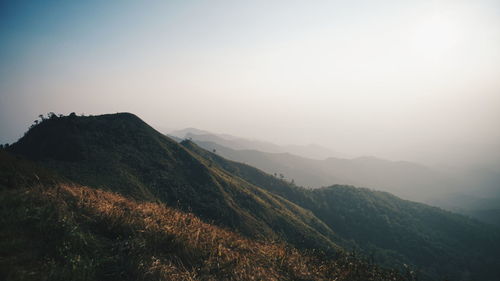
(9, 113, 342, 251)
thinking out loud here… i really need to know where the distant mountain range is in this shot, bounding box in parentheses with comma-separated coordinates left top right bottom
(170, 129, 500, 226)
(184, 139, 452, 200)
(169, 128, 348, 159)
(1, 113, 500, 280)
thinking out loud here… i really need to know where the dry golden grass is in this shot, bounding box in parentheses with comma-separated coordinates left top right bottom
(1, 182, 411, 281)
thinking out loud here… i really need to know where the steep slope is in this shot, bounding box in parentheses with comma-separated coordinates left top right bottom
(184, 144, 500, 281)
(7, 113, 340, 252)
(0, 151, 410, 281)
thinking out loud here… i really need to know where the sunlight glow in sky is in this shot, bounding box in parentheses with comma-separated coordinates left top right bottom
(1, 0, 499, 164)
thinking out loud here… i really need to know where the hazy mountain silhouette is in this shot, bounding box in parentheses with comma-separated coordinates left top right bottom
(184, 140, 452, 201)
(187, 138, 500, 225)
(170, 128, 345, 159)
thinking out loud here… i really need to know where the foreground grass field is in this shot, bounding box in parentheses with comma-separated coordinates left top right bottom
(0, 179, 412, 281)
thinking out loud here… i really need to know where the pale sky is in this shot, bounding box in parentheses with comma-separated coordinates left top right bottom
(1, 0, 499, 165)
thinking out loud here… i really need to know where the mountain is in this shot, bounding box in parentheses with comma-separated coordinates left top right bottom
(0, 151, 407, 281)
(7, 113, 343, 252)
(169, 128, 344, 159)
(4, 112, 500, 280)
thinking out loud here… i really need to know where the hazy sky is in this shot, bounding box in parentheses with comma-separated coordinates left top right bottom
(1, 0, 499, 165)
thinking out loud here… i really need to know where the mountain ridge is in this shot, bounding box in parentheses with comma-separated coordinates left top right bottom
(7, 113, 343, 252)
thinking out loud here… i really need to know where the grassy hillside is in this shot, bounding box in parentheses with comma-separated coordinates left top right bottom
(184, 143, 500, 281)
(7, 113, 342, 252)
(0, 152, 410, 281)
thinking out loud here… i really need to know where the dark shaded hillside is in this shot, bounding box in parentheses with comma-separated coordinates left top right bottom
(0, 152, 411, 281)
(183, 143, 500, 281)
(8, 113, 341, 252)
